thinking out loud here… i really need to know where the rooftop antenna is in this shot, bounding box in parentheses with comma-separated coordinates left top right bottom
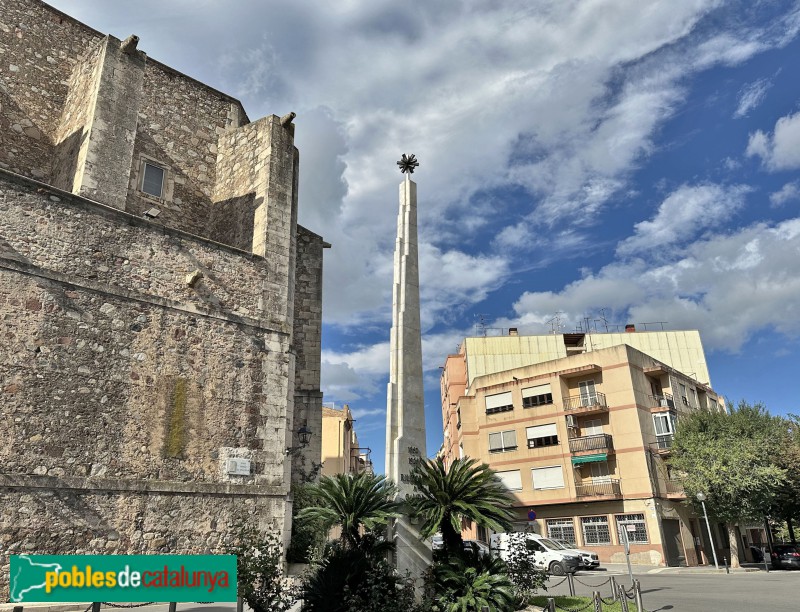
(546, 312, 565, 335)
(475, 313, 489, 337)
(598, 308, 610, 333)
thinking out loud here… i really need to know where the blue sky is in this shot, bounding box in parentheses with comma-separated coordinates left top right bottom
(51, 0, 800, 475)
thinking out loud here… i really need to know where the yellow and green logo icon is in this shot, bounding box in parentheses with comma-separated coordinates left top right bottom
(10, 555, 237, 603)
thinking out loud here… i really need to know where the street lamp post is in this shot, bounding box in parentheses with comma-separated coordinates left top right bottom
(696, 492, 719, 570)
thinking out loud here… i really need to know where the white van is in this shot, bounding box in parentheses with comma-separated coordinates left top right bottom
(490, 532, 580, 575)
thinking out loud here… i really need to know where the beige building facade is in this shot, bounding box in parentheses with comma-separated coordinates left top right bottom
(321, 405, 373, 476)
(441, 329, 728, 567)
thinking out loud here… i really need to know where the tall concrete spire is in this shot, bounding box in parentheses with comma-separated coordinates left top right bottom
(386, 156, 431, 578)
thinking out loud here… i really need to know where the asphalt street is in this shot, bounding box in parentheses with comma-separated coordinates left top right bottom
(544, 568, 800, 612)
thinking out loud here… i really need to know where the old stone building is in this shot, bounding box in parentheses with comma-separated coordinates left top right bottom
(0, 0, 325, 597)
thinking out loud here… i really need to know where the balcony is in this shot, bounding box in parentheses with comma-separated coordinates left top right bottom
(650, 434, 674, 455)
(563, 392, 608, 415)
(575, 479, 621, 498)
(660, 478, 685, 499)
(569, 433, 614, 455)
(649, 393, 675, 410)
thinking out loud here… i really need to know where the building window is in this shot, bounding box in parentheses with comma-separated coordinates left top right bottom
(489, 429, 518, 453)
(615, 513, 648, 544)
(496, 469, 522, 491)
(579, 380, 597, 406)
(485, 391, 514, 414)
(526, 423, 559, 448)
(653, 413, 676, 436)
(522, 383, 553, 408)
(456, 407, 461, 429)
(547, 518, 577, 545)
(581, 516, 611, 546)
(531, 465, 565, 490)
(679, 383, 689, 406)
(141, 162, 165, 198)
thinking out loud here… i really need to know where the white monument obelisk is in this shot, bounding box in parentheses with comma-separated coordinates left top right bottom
(385, 153, 431, 578)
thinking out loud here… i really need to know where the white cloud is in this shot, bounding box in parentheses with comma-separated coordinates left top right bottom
(733, 78, 772, 118)
(770, 181, 800, 207)
(512, 217, 800, 352)
(617, 183, 751, 255)
(746, 111, 800, 171)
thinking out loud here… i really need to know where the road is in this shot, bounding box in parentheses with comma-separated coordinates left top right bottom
(544, 568, 799, 612)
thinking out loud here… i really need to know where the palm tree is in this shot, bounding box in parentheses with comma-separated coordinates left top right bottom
(297, 471, 401, 549)
(407, 457, 515, 555)
(433, 556, 517, 612)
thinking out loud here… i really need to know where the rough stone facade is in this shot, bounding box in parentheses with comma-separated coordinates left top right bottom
(0, 0, 325, 599)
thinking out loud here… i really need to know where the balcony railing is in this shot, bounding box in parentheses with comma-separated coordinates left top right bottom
(563, 392, 608, 413)
(664, 478, 684, 495)
(649, 393, 675, 410)
(653, 434, 673, 450)
(575, 479, 621, 498)
(569, 433, 614, 454)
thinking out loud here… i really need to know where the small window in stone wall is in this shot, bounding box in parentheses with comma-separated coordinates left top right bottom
(141, 162, 165, 198)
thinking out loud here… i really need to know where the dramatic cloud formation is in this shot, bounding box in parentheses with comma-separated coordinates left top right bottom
(747, 110, 800, 171)
(513, 217, 800, 352)
(733, 78, 772, 118)
(770, 181, 800, 206)
(617, 183, 751, 255)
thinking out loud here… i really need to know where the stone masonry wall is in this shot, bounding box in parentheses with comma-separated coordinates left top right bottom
(211, 118, 269, 251)
(0, 0, 103, 180)
(125, 61, 245, 234)
(291, 226, 325, 482)
(0, 172, 297, 599)
(50, 35, 104, 193)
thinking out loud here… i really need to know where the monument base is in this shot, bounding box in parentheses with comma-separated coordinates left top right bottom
(391, 515, 432, 591)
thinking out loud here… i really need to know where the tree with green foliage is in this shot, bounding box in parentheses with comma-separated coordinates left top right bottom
(669, 401, 786, 567)
(226, 521, 296, 612)
(428, 555, 517, 612)
(297, 471, 401, 549)
(768, 414, 800, 544)
(406, 457, 515, 556)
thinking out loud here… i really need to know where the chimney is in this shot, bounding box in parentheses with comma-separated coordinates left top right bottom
(508, 327, 518, 336)
(625, 324, 636, 333)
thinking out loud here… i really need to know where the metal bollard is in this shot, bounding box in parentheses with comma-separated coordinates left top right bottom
(92, 603, 101, 612)
(763, 548, 769, 573)
(723, 556, 730, 574)
(593, 591, 602, 612)
(567, 571, 575, 596)
(618, 584, 630, 612)
(13, 606, 23, 612)
(610, 575, 618, 602)
(168, 604, 177, 612)
(634, 578, 644, 612)
(236, 597, 243, 612)
(547, 598, 556, 612)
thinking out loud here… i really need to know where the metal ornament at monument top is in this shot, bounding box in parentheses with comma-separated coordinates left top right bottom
(397, 153, 420, 174)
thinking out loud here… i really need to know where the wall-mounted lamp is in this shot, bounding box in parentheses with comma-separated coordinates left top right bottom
(285, 425, 313, 456)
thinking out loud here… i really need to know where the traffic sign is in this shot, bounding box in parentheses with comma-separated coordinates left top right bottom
(527, 509, 536, 520)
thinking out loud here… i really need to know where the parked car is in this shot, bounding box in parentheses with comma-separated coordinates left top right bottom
(463, 539, 492, 558)
(770, 544, 800, 570)
(431, 534, 444, 551)
(554, 539, 601, 569)
(749, 546, 764, 563)
(490, 532, 580, 575)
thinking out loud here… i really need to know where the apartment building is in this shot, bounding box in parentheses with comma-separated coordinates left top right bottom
(440, 328, 727, 567)
(321, 405, 373, 476)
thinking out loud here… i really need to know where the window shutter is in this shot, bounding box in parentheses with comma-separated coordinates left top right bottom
(489, 432, 503, 451)
(496, 470, 522, 491)
(526, 423, 558, 439)
(532, 466, 565, 490)
(485, 391, 513, 410)
(504, 429, 517, 448)
(522, 383, 552, 398)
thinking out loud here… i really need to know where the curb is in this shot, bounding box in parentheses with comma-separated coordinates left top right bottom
(0, 605, 88, 612)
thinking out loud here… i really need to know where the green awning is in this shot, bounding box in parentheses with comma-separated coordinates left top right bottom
(571, 453, 607, 465)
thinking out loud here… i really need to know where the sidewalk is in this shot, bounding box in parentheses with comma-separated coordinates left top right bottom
(596, 562, 763, 575)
